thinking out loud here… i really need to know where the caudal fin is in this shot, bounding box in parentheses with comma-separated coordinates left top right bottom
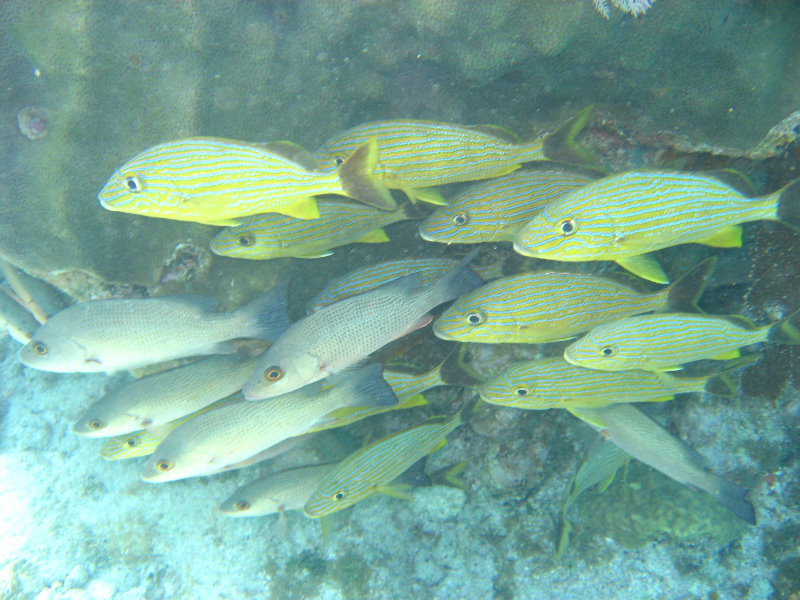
(339, 138, 397, 211)
(236, 279, 291, 341)
(767, 308, 800, 344)
(712, 476, 756, 524)
(776, 178, 800, 231)
(542, 105, 604, 170)
(665, 256, 716, 312)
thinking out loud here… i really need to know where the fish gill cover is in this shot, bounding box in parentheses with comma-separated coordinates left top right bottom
(0, 1, 799, 599)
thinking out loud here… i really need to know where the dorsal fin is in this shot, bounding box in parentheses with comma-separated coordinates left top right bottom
(466, 124, 520, 143)
(258, 141, 320, 171)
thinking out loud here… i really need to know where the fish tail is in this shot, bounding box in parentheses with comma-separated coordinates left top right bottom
(712, 475, 756, 524)
(664, 256, 716, 312)
(235, 279, 291, 341)
(541, 105, 604, 170)
(439, 343, 488, 386)
(343, 363, 399, 408)
(338, 138, 397, 211)
(702, 352, 762, 397)
(775, 178, 800, 230)
(429, 248, 483, 305)
(767, 308, 800, 344)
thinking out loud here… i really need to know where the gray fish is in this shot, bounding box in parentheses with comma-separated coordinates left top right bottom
(243, 250, 482, 400)
(141, 363, 396, 482)
(574, 403, 756, 524)
(73, 354, 258, 438)
(0, 289, 40, 344)
(18, 282, 289, 374)
(219, 463, 335, 518)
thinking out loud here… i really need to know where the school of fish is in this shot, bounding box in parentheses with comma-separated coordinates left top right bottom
(10, 103, 799, 555)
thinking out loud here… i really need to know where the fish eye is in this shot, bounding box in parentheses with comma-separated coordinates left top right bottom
(235, 500, 251, 511)
(155, 459, 174, 472)
(558, 219, 577, 236)
(514, 386, 530, 397)
(125, 438, 138, 448)
(31, 341, 48, 356)
(453, 213, 470, 226)
(264, 366, 283, 382)
(238, 234, 254, 247)
(466, 311, 485, 325)
(334, 156, 345, 166)
(88, 419, 105, 430)
(124, 175, 142, 193)
(601, 346, 616, 357)
(332, 490, 345, 501)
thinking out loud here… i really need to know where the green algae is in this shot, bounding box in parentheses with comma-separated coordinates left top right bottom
(575, 465, 746, 551)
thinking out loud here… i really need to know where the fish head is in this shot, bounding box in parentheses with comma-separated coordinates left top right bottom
(72, 404, 141, 438)
(18, 328, 104, 373)
(432, 295, 493, 342)
(243, 352, 322, 400)
(513, 202, 619, 261)
(210, 223, 271, 259)
(140, 442, 212, 483)
(478, 362, 540, 407)
(304, 473, 369, 517)
(98, 145, 191, 221)
(563, 327, 635, 371)
(419, 206, 500, 244)
(219, 493, 279, 517)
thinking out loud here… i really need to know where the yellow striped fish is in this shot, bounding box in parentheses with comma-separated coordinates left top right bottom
(433, 258, 713, 344)
(313, 107, 595, 204)
(220, 463, 336, 518)
(98, 137, 395, 225)
(477, 357, 719, 410)
(513, 171, 800, 283)
(564, 311, 800, 372)
(210, 200, 414, 260)
(419, 170, 593, 244)
(307, 258, 479, 312)
(304, 410, 462, 517)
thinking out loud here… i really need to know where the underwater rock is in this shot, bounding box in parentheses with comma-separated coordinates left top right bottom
(17, 106, 48, 139)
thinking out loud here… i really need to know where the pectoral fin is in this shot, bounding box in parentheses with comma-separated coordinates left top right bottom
(615, 254, 669, 284)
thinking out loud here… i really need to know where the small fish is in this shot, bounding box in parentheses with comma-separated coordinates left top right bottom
(210, 200, 414, 260)
(433, 258, 713, 344)
(477, 357, 722, 410)
(0, 259, 67, 324)
(243, 250, 481, 400)
(572, 403, 756, 524)
(564, 310, 800, 371)
(73, 355, 257, 438)
(141, 364, 396, 482)
(513, 171, 800, 283)
(220, 464, 336, 518)
(554, 436, 629, 560)
(313, 107, 596, 204)
(419, 170, 593, 244)
(18, 283, 289, 374)
(304, 411, 462, 517)
(98, 137, 394, 226)
(307, 258, 484, 312)
(0, 289, 40, 344)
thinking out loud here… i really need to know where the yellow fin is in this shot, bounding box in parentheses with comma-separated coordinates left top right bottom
(699, 225, 742, 248)
(294, 250, 335, 259)
(339, 138, 397, 210)
(443, 460, 468, 490)
(354, 228, 390, 244)
(410, 186, 448, 206)
(376, 483, 414, 500)
(566, 407, 607, 429)
(281, 197, 320, 220)
(616, 254, 669, 284)
(709, 349, 741, 360)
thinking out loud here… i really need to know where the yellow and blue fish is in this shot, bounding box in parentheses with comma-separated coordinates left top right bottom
(99, 137, 394, 225)
(564, 310, 800, 371)
(304, 410, 462, 517)
(419, 170, 593, 244)
(313, 107, 596, 204)
(433, 258, 713, 344)
(210, 200, 415, 260)
(477, 357, 726, 410)
(513, 171, 800, 283)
